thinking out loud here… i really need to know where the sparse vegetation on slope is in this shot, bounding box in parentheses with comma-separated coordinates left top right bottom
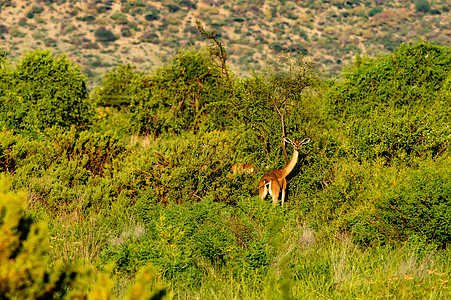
(0, 0, 449, 78)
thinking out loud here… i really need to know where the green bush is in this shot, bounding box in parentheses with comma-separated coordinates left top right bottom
(105, 195, 289, 286)
(121, 26, 132, 37)
(368, 6, 383, 17)
(0, 179, 91, 298)
(415, 0, 430, 13)
(0, 49, 92, 133)
(127, 49, 232, 135)
(77, 15, 95, 22)
(127, 130, 258, 205)
(0, 127, 127, 212)
(269, 42, 284, 52)
(302, 40, 451, 248)
(110, 11, 128, 25)
(0, 177, 168, 299)
(328, 40, 451, 115)
(92, 64, 143, 107)
(141, 31, 160, 43)
(287, 43, 309, 55)
(144, 10, 160, 21)
(350, 164, 451, 248)
(326, 40, 451, 164)
(94, 26, 117, 43)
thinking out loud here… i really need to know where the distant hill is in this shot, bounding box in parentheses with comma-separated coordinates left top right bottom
(1, 0, 449, 79)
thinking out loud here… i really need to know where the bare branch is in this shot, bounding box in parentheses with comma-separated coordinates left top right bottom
(195, 19, 231, 87)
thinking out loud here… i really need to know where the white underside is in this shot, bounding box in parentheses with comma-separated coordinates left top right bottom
(265, 180, 285, 206)
(267, 180, 274, 197)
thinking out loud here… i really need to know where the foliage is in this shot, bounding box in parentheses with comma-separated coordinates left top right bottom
(311, 40, 451, 248)
(144, 10, 160, 21)
(0, 177, 168, 299)
(414, 0, 430, 13)
(368, 6, 383, 17)
(350, 163, 451, 248)
(126, 130, 259, 205)
(0, 127, 127, 212)
(95, 26, 117, 43)
(92, 64, 143, 107)
(0, 178, 90, 299)
(0, 39, 450, 299)
(107, 195, 294, 289)
(326, 39, 451, 164)
(127, 49, 232, 135)
(0, 49, 92, 133)
(328, 40, 451, 115)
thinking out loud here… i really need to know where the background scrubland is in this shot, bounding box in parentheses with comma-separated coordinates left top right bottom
(0, 0, 450, 78)
(0, 7, 451, 300)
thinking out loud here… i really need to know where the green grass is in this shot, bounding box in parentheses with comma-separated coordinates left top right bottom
(38, 192, 450, 299)
(164, 232, 451, 299)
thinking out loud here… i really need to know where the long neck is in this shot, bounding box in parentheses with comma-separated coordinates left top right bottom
(281, 148, 299, 177)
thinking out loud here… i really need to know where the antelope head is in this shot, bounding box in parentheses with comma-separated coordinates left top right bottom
(284, 137, 310, 150)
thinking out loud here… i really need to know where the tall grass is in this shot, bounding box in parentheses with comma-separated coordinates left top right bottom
(166, 232, 450, 299)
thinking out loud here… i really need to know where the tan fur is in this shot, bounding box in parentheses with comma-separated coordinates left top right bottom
(231, 163, 255, 174)
(258, 138, 310, 206)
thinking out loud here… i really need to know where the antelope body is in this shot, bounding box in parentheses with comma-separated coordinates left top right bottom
(258, 137, 310, 206)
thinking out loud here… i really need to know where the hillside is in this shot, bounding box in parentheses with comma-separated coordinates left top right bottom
(1, 0, 450, 79)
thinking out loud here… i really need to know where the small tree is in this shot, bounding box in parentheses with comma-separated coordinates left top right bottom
(128, 49, 231, 135)
(251, 53, 321, 162)
(92, 64, 143, 107)
(0, 49, 92, 132)
(94, 26, 117, 43)
(414, 0, 430, 13)
(196, 19, 232, 87)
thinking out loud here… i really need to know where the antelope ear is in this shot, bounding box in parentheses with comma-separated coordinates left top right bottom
(301, 138, 311, 145)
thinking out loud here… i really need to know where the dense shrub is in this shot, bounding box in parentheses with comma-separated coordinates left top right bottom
(127, 130, 259, 205)
(368, 6, 383, 17)
(0, 178, 167, 299)
(287, 43, 309, 55)
(414, 0, 430, 13)
(141, 31, 160, 43)
(0, 49, 92, 133)
(144, 10, 160, 21)
(317, 40, 451, 248)
(121, 26, 132, 37)
(105, 195, 290, 286)
(110, 11, 128, 24)
(94, 26, 117, 43)
(121, 200, 237, 279)
(0, 179, 92, 298)
(326, 40, 451, 164)
(328, 40, 451, 115)
(92, 64, 143, 107)
(350, 164, 451, 248)
(127, 49, 232, 135)
(77, 15, 95, 22)
(0, 127, 127, 212)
